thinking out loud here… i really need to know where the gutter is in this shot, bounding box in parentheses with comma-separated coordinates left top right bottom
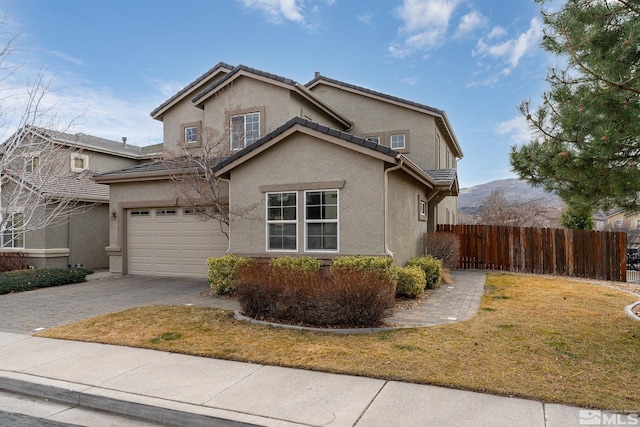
(383, 158, 404, 257)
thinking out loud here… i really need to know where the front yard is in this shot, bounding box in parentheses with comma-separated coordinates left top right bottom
(38, 273, 640, 411)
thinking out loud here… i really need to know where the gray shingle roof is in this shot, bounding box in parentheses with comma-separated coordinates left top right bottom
(95, 161, 171, 178)
(150, 61, 234, 118)
(213, 117, 397, 173)
(11, 170, 109, 202)
(305, 74, 445, 116)
(424, 169, 457, 186)
(192, 64, 299, 105)
(23, 127, 161, 158)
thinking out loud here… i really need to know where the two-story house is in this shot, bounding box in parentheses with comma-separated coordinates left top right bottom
(0, 126, 161, 269)
(95, 63, 463, 278)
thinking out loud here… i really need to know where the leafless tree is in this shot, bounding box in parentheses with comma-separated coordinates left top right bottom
(0, 9, 89, 247)
(162, 108, 260, 239)
(475, 189, 558, 228)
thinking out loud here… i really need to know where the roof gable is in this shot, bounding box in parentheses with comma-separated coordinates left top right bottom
(306, 74, 463, 158)
(150, 61, 234, 120)
(192, 65, 352, 129)
(213, 117, 396, 177)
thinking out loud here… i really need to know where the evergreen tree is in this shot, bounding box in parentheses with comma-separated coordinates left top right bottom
(510, 0, 640, 223)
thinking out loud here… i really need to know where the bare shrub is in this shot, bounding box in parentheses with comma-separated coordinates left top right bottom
(422, 232, 459, 268)
(235, 264, 395, 328)
(0, 252, 28, 272)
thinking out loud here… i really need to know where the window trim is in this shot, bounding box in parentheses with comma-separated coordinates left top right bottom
(390, 133, 406, 150)
(2, 212, 24, 248)
(26, 156, 39, 173)
(70, 153, 89, 172)
(231, 112, 261, 150)
(266, 191, 298, 252)
(227, 106, 265, 151)
(418, 195, 427, 221)
(181, 121, 202, 147)
(304, 189, 339, 253)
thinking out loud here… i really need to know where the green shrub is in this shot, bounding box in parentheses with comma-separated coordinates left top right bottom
(207, 254, 254, 296)
(0, 267, 92, 295)
(330, 255, 397, 283)
(269, 256, 323, 272)
(406, 256, 443, 289)
(395, 265, 426, 298)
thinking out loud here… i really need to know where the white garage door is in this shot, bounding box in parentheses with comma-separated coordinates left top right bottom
(127, 207, 228, 277)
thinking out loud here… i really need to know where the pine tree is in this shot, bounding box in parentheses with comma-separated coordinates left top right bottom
(510, 0, 640, 227)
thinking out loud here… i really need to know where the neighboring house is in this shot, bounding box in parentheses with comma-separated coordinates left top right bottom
(0, 127, 161, 269)
(95, 62, 463, 277)
(604, 209, 640, 247)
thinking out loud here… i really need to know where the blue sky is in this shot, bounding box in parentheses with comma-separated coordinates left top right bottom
(5, 0, 552, 188)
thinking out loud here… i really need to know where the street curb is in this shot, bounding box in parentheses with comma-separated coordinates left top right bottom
(0, 371, 304, 427)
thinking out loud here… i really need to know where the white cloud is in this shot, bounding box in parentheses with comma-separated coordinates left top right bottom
(454, 10, 488, 39)
(357, 12, 373, 25)
(487, 26, 507, 39)
(49, 50, 84, 66)
(144, 76, 185, 98)
(388, 0, 460, 58)
(236, 0, 305, 24)
(495, 115, 532, 146)
(474, 18, 543, 76)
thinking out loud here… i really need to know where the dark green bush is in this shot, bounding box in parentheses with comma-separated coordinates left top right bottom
(207, 254, 254, 295)
(0, 267, 92, 295)
(406, 256, 443, 289)
(235, 263, 395, 328)
(395, 265, 426, 298)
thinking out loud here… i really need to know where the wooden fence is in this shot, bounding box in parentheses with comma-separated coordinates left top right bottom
(437, 224, 627, 282)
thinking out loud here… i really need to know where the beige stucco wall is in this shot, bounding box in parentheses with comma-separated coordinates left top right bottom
(387, 170, 429, 265)
(309, 83, 456, 172)
(160, 96, 205, 154)
(68, 204, 109, 269)
(227, 133, 387, 258)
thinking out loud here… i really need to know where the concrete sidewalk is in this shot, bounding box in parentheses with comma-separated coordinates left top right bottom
(0, 332, 600, 427)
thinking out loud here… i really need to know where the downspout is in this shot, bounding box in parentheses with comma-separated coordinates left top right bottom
(219, 177, 232, 253)
(384, 158, 404, 257)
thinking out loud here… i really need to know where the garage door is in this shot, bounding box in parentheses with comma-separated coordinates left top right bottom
(127, 207, 228, 277)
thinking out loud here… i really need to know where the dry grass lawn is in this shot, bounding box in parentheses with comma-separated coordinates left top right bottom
(38, 273, 640, 411)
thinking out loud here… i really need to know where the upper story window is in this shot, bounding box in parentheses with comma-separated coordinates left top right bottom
(181, 121, 201, 147)
(185, 126, 198, 144)
(615, 219, 623, 228)
(71, 153, 89, 172)
(390, 133, 406, 150)
(231, 112, 260, 150)
(26, 156, 39, 173)
(366, 136, 381, 144)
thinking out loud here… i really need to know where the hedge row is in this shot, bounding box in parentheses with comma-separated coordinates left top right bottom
(208, 254, 443, 298)
(0, 268, 93, 295)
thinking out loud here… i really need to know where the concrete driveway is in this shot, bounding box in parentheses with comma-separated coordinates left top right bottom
(0, 273, 239, 334)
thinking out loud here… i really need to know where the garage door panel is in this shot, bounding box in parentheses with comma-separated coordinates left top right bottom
(127, 208, 228, 278)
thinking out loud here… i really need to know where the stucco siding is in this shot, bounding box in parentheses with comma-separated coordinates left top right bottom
(387, 170, 427, 265)
(227, 133, 386, 258)
(309, 84, 439, 171)
(161, 96, 205, 154)
(69, 203, 109, 269)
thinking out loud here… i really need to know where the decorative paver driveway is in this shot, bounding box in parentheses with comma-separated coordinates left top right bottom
(0, 274, 238, 334)
(0, 270, 486, 334)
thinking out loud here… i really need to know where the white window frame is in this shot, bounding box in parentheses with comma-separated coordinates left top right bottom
(304, 189, 339, 253)
(266, 192, 298, 252)
(390, 133, 406, 150)
(1, 212, 24, 248)
(26, 156, 39, 173)
(615, 219, 623, 228)
(184, 126, 198, 144)
(231, 112, 260, 150)
(71, 153, 89, 172)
